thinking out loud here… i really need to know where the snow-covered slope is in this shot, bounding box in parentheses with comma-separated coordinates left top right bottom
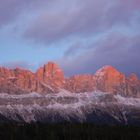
(0, 91, 140, 124)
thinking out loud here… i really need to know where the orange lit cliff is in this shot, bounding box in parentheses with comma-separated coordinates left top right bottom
(0, 62, 140, 97)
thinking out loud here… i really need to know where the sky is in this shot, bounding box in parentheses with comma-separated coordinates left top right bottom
(0, 0, 140, 77)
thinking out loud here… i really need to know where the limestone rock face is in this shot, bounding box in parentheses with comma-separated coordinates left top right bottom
(0, 63, 140, 97)
(0, 67, 14, 79)
(65, 75, 95, 93)
(125, 74, 140, 97)
(95, 66, 125, 94)
(13, 68, 37, 91)
(128, 73, 138, 82)
(36, 62, 65, 87)
(0, 62, 65, 94)
(36, 67, 44, 81)
(0, 67, 36, 94)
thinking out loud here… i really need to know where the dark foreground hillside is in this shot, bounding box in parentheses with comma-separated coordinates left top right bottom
(0, 123, 140, 140)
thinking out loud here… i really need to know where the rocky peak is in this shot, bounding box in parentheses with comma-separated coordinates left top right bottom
(95, 65, 119, 76)
(0, 63, 140, 97)
(43, 61, 63, 79)
(36, 62, 65, 87)
(128, 73, 138, 82)
(0, 67, 14, 78)
(124, 73, 140, 97)
(95, 65, 125, 93)
(13, 67, 36, 91)
(0, 67, 36, 94)
(36, 67, 44, 81)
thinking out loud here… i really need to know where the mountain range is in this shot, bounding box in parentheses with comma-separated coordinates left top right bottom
(0, 62, 140, 124)
(0, 61, 140, 97)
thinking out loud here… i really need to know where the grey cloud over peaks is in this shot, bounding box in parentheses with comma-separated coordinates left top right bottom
(59, 33, 140, 77)
(24, 0, 140, 43)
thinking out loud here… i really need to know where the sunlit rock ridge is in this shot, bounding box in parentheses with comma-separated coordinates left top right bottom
(0, 61, 140, 97)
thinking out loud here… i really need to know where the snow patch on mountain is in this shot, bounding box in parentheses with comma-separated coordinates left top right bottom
(115, 95, 140, 106)
(0, 92, 42, 99)
(0, 91, 140, 123)
(0, 91, 140, 109)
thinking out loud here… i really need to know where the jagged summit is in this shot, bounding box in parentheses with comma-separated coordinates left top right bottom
(98, 65, 116, 70)
(36, 61, 64, 88)
(95, 65, 126, 93)
(95, 65, 120, 76)
(0, 62, 139, 97)
(128, 73, 138, 82)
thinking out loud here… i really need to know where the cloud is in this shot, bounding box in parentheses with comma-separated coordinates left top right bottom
(0, 0, 26, 26)
(24, 0, 140, 43)
(0, 0, 50, 27)
(58, 32, 140, 77)
(64, 42, 86, 58)
(0, 0, 139, 43)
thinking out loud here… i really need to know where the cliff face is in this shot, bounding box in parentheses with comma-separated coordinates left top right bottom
(36, 62, 64, 87)
(0, 62, 140, 97)
(65, 75, 95, 93)
(0, 62, 65, 94)
(94, 66, 140, 97)
(36, 62, 65, 93)
(0, 67, 37, 94)
(95, 66, 126, 94)
(125, 74, 140, 97)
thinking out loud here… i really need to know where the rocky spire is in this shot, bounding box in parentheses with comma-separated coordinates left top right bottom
(95, 65, 125, 93)
(128, 73, 138, 82)
(36, 62, 65, 88)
